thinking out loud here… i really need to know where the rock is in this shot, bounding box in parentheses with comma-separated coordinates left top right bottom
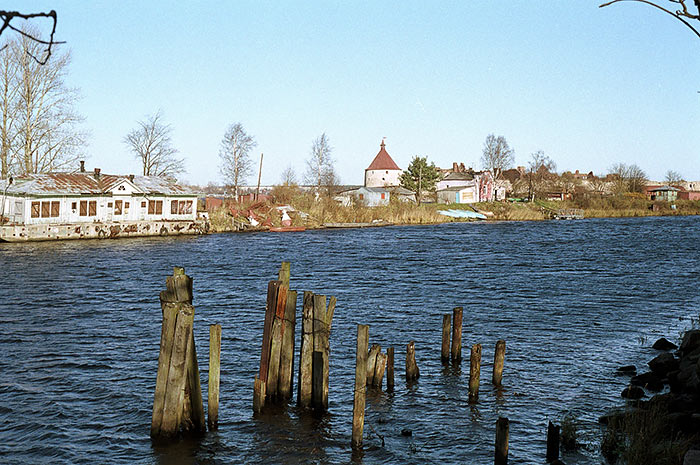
(680, 330, 700, 354)
(648, 352, 679, 377)
(677, 364, 700, 393)
(622, 385, 645, 399)
(653, 337, 678, 351)
(401, 428, 412, 436)
(616, 365, 636, 375)
(684, 449, 700, 465)
(631, 372, 664, 391)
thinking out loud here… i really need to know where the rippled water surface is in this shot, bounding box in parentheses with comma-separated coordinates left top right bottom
(1, 216, 699, 464)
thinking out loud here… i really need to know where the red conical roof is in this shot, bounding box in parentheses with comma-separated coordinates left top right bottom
(366, 140, 401, 171)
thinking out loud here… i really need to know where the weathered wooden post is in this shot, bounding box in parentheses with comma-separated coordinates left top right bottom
(406, 341, 420, 382)
(311, 294, 336, 411)
(495, 417, 509, 465)
(366, 344, 381, 386)
(468, 343, 481, 404)
(493, 339, 506, 386)
(297, 291, 314, 407)
(151, 302, 195, 440)
(254, 280, 280, 412)
(267, 285, 289, 400)
(546, 421, 560, 463)
(386, 347, 395, 393)
(278, 261, 290, 287)
(352, 324, 369, 448)
(152, 267, 205, 440)
(373, 352, 387, 389)
(441, 314, 451, 364)
(451, 307, 463, 363)
(278, 290, 297, 400)
(208, 324, 221, 431)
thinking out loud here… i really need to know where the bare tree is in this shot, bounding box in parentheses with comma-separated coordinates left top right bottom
(124, 111, 184, 180)
(609, 163, 648, 193)
(600, 1, 700, 39)
(304, 133, 336, 193)
(664, 169, 684, 186)
(0, 36, 19, 179)
(13, 29, 86, 175)
(280, 164, 298, 186)
(481, 134, 514, 200)
(527, 150, 556, 200)
(218, 122, 256, 199)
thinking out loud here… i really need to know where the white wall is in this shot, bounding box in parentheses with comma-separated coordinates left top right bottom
(365, 169, 402, 187)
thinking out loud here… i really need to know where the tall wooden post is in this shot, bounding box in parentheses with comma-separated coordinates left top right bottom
(493, 340, 506, 386)
(352, 325, 369, 448)
(386, 347, 395, 393)
(495, 417, 509, 465)
(278, 290, 297, 400)
(297, 291, 314, 407)
(266, 285, 288, 400)
(151, 302, 178, 438)
(208, 324, 221, 430)
(406, 341, 420, 382)
(254, 280, 280, 411)
(468, 343, 481, 404)
(278, 261, 290, 287)
(441, 314, 451, 364)
(311, 294, 336, 411)
(373, 353, 387, 389)
(546, 421, 560, 463)
(451, 307, 463, 363)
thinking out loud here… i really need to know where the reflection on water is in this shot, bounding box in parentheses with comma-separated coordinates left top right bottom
(0, 216, 699, 464)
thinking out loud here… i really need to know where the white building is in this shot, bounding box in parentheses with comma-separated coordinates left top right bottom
(364, 140, 402, 188)
(0, 168, 201, 241)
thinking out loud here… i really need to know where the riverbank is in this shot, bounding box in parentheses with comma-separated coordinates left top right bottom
(208, 194, 700, 233)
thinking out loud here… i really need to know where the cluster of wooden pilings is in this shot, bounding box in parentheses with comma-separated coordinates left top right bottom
(150, 267, 221, 442)
(150, 264, 565, 463)
(253, 262, 336, 413)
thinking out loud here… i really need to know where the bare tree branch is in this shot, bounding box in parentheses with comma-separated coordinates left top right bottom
(0, 10, 65, 65)
(599, 0, 700, 39)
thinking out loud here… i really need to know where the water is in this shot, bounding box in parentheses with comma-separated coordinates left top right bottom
(1, 216, 699, 465)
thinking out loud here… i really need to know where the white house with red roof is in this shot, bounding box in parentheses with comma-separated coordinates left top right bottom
(364, 140, 402, 188)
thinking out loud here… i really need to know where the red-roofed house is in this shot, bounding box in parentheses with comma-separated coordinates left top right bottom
(364, 140, 402, 188)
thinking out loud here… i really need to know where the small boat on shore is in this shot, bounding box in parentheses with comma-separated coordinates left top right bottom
(268, 226, 306, 232)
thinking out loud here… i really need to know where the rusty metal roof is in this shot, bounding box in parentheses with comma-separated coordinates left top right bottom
(0, 173, 195, 196)
(366, 140, 401, 171)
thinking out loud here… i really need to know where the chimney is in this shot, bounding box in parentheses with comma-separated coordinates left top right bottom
(80, 160, 85, 172)
(94, 168, 101, 179)
(128, 174, 134, 182)
(452, 162, 458, 172)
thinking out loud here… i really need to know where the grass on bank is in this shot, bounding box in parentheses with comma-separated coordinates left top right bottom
(205, 188, 700, 232)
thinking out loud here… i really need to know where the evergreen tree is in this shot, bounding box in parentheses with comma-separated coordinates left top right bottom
(399, 156, 440, 205)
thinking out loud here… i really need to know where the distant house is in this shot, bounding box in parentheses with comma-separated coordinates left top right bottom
(678, 190, 700, 201)
(365, 140, 402, 188)
(647, 186, 680, 202)
(334, 186, 415, 207)
(0, 166, 201, 241)
(436, 167, 496, 203)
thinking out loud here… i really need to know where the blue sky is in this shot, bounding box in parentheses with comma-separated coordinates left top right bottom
(6, 1, 700, 185)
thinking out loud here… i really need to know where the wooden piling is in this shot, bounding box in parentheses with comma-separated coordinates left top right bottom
(278, 261, 290, 287)
(208, 324, 221, 431)
(297, 291, 314, 407)
(366, 344, 381, 386)
(311, 294, 336, 410)
(451, 307, 463, 363)
(546, 421, 560, 463)
(495, 417, 509, 465)
(493, 339, 506, 387)
(154, 302, 195, 440)
(151, 302, 178, 438)
(278, 290, 297, 400)
(184, 328, 206, 433)
(406, 341, 420, 382)
(352, 324, 369, 448)
(373, 352, 387, 389)
(267, 285, 289, 400)
(468, 343, 482, 403)
(254, 280, 280, 411)
(441, 314, 451, 364)
(386, 347, 395, 393)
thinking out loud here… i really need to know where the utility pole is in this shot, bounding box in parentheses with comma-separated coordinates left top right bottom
(256, 153, 263, 201)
